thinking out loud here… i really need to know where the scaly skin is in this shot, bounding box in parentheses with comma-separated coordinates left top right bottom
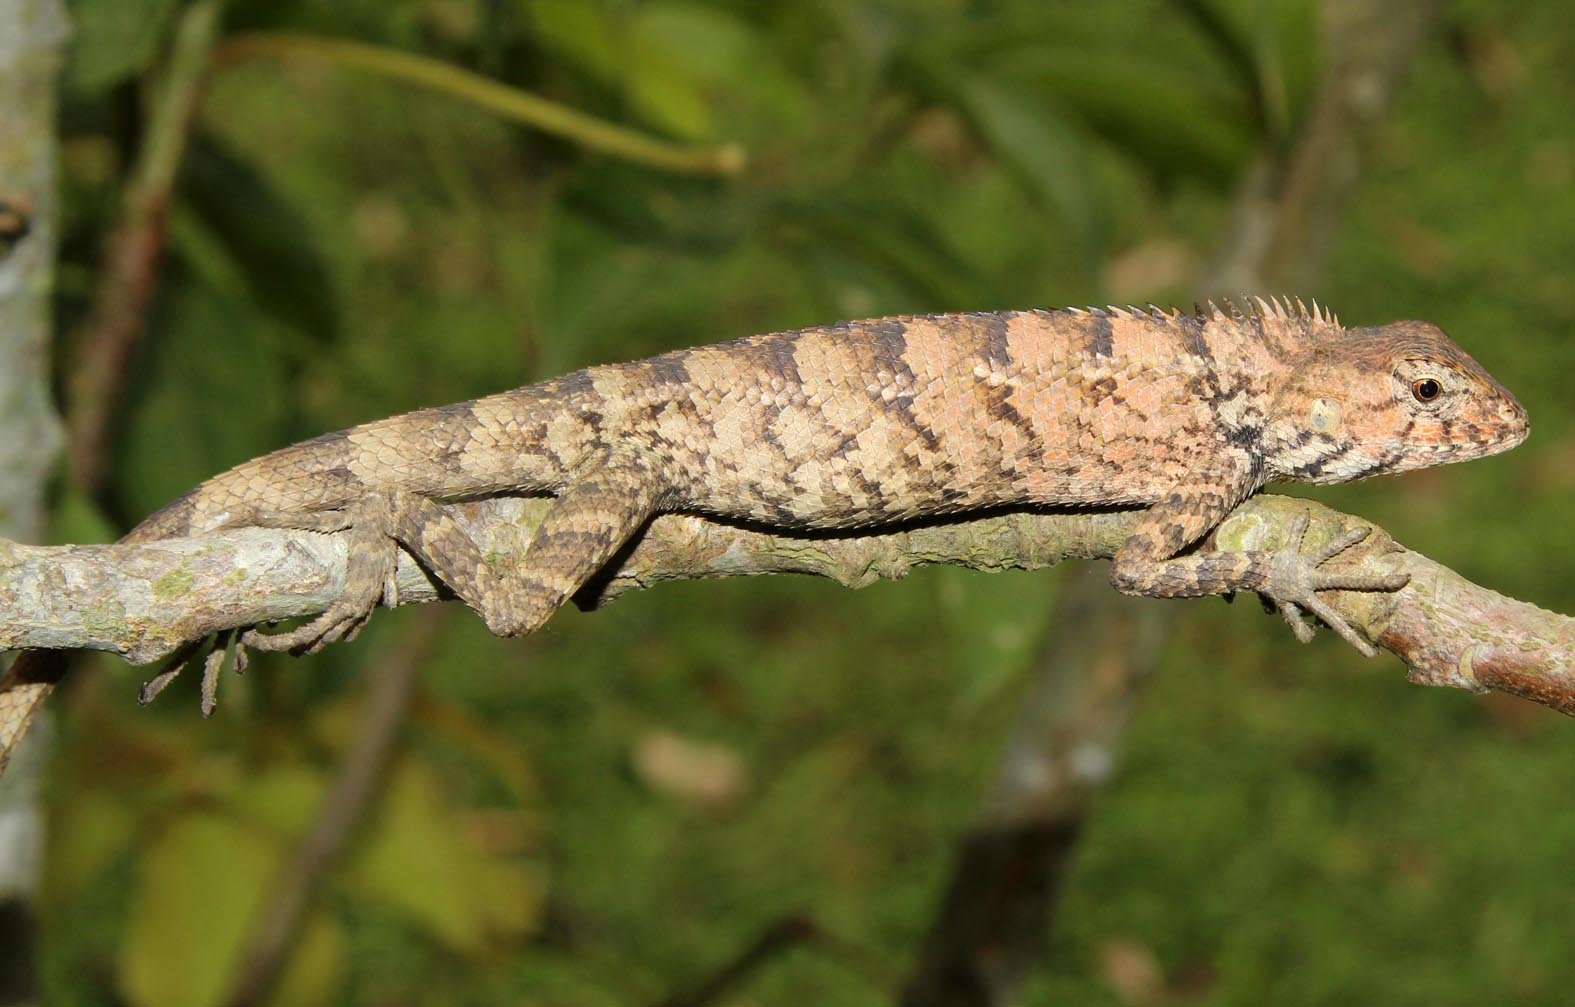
(0, 297, 1529, 769)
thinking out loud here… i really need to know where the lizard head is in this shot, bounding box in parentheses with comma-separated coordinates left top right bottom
(1264, 320, 1528, 485)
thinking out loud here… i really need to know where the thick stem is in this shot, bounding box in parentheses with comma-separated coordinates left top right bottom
(0, 0, 70, 1001)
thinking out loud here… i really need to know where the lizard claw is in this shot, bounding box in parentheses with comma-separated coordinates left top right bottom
(138, 630, 245, 716)
(241, 599, 376, 654)
(241, 531, 395, 654)
(1265, 511, 1409, 657)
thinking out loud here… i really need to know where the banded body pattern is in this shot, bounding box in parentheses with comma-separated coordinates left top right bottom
(0, 298, 1528, 768)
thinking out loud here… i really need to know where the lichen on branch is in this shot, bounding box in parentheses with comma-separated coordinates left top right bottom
(1, 494, 1570, 715)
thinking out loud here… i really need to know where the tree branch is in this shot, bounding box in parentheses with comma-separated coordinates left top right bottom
(0, 494, 1567, 714)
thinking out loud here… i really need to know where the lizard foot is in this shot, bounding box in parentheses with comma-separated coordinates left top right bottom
(1262, 510, 1409, 657)
(138, 630, 246, 717)
(242, 520, 398, 655)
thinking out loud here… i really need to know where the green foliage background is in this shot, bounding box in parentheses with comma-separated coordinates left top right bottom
(35, 0, 1575, 1003)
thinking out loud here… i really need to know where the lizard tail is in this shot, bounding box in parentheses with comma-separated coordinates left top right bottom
(0, 652, 61, 773)
(125, 373, 606, 544)
(1, 372, 609, 773)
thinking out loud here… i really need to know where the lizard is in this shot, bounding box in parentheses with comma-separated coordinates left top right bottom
(0, 297, 1529, 767)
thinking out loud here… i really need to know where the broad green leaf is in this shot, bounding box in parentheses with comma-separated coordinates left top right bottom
(119, 813, 345, 1007)
(624, 3, 808, 142)
(64, 0, 179, 94)
(521, 0, 622, 83)
(346, 755, 546, 953)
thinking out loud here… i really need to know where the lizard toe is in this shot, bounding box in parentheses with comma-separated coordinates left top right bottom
(1313, 524, 1372, 564)
(1274, 597, 1318, 644)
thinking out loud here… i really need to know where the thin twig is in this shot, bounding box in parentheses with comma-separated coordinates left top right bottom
(223, 606, 447, 1007)
(212, 33, 747, 177)
(65, 0, 227, 494)
(658, 913, 821, 1007)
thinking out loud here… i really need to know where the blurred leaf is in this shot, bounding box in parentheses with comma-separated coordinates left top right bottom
(178, 132, 341, 347)
(264, 912, 346, 1007)
(229, 764, 332, 837)
(903, 60, 1105, 255)
(1002, 51, 1255, 185)
(116, 263, 292, 519)
(529, 1, 811, 143)
(48, 485, 119, 545)
(1266, 0, 1320, 128)
(346, 756, 546, 953)
(521, 0, 622, 82)
(65, 0, 180, 94)
(1171, 0, 1320, 141)
(628, 3, 807, 142)
(1169, 0, 1261, 94)
(119, 813, 346, 1007)
(626, 5, 738, 140)
(45, 787, 137, 903)
(783, 195, 993, 310)
(807, 0, 906, 74)
(414, 693, 544, 804)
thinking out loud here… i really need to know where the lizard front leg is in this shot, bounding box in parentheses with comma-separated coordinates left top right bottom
(1107, 454, 1408, 655)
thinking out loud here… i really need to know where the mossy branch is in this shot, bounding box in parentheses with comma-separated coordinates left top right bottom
(1, 495, 1568, 715)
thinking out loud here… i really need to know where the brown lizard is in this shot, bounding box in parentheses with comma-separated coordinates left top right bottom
(0, 297, 1528, 765)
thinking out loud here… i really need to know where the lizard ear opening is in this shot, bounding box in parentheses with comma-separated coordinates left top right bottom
(1308, 397, 1343, 433)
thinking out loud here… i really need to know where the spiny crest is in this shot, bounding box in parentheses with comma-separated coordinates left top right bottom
(1066, 296, 1342, 336)
(1197, 294, 1342, 333)
(1067, 303, 1188, 323)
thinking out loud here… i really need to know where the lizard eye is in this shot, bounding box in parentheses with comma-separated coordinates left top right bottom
(1411, 378, 1442, 403)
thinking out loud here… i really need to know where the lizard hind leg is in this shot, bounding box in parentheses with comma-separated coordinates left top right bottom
(242, 495, 404, 654)
(242, 485, 517, 653)
(489, 449, 667, 637)
(243, 450, 665, 651)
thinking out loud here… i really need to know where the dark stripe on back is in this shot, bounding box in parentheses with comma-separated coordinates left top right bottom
(639, 350, 692, 389)
(421, 402, 482, 468)
(755, 330, 805, 391)
(1086, 314, 1114, 357)
(969, 313, 1042, 464)
(1179, 313, 1210, 362)
(979, 312, 1014, 368)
